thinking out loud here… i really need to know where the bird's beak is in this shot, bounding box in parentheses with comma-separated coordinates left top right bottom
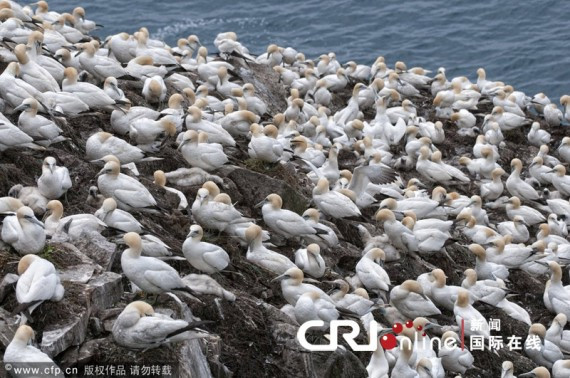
(177, 140, 188, 150)
(518, 372, 536, 378)
(14, 104, 27, 112)
(271, 273, 288, 282)
(75, 49, 83, 56)
(49, 164, 55, 173)
(26, 216, 44, 229)
(95, 167, 106, 177)
(254, 200, 265, 208)
(423, 322, 441, 331)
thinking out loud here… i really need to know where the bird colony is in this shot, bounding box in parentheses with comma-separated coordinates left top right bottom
(0, 1, 569, 377)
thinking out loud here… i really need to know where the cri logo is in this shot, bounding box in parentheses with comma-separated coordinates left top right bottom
(379, 320, 419, 350)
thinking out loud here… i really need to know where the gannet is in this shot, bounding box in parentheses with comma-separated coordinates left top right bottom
(34, 1, 61, 23)
(366, 339, 389, 378)
(97, 161, 159, 212)
(498, 215, 529, 243)
(355, 248, 390, 298)
(142, 75, 167, 105)
(552, 360, 570, 378)
(245, 225, 295, 274)
(304, 144, 341, 184)
(25, 31, 65, 82)
(129, 117, 176, 146)
(543, 103, 563, 126)
(152, 170, 187, 210)
(547, 214, 567, 237)
(469, 243, 509, 280)
(546, 313, 570, 355)
(294, 244, 325, 278)
(487, 237, 541, 269)
(274, 267, 330, 305)
(126, 55, 167, 80)
(507, 159, 543, 202)
(0, 62, 41, 110)
(112, 301, 209, 349)
(185, 106, 235, 146)
(528, 122, 551, 147)
(62, 67, 119, 109)
(479, 168, 505, 200)
(111, 102, 160, 135)
(376, 209, 419, 252)
(163, 168, 223, 187)
(558, 137, 570, 163)
(530, 157, 554, 185)
(257, 193, 321, 238)
(290, 136, 326, 167)
(182, 273, 235, 301)
(1, 206, 45, 255)
(94, 198, 142, 233)
(191, 185, 249, 232)
(7, 185, 45, 215)
(506, 196, 546, 225)
(294, 291, 338, 330)
(121, 232, 197, 297)
(312, 178, 360, 218)
(71, 6, 100, 34)
(459, 147, 499, 179)
(438, 331, 474, 375)
(14, 44, 59, 92)
(461, 268, 507, 306)
(4, 325, 64, 377)
(15, 98, 64, 145)
(537, 144, 562, 167)
(77, 42, 127, 81)
(248, 124, 284, 163)
(301, 208, 338, 248)
(454, 289, 489, 338)
(44, 200, 106, 238)
(550, 165, 570, 197)
(182, 225, 230, 274)
(329, 280, 378, 315)
(179, 130, 228, 171)
(15, 254, 64, 319)
(134, 31, 177, 65)
(428, 269, 466, 311)
(389, 280, 441, 318)
(390, 341, 418, 378)
(524, 323, 563, 368)
(37, 156, 71, 200)
(0, 196, 24, 213)
(103, 77, 126, 102)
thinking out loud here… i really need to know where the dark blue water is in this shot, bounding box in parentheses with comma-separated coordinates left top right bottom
(48, 0, 569, 101)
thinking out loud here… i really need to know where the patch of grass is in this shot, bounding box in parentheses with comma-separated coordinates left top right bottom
(38, 245, 55, 262)
(243, 158, 280, 173)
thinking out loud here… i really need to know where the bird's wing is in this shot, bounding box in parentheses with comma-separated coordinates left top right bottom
(143, 265, 183, 291)
(17, 271, 58, 303)
(1, 215, 20, 243)
(202, 249, 230, 271)
(114, 188, 156, 208)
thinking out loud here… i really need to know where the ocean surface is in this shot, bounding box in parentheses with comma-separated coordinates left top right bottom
(48, 0, 569, 100)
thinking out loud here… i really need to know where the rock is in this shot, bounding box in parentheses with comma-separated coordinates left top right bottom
(0, 273, 18, 302)
(0, 307, 18, 348)
(177, 339, 213, 378)
(182, 274, 236, 301)
(238, 63, 288, 115)
(59, 264, 96, 284)
(74, 232, 118, 271)
(86, 271, 123, 313)
(221, 166, 309, 215)
(264, 301, 367, 378)
(41, 310, 90, 357)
